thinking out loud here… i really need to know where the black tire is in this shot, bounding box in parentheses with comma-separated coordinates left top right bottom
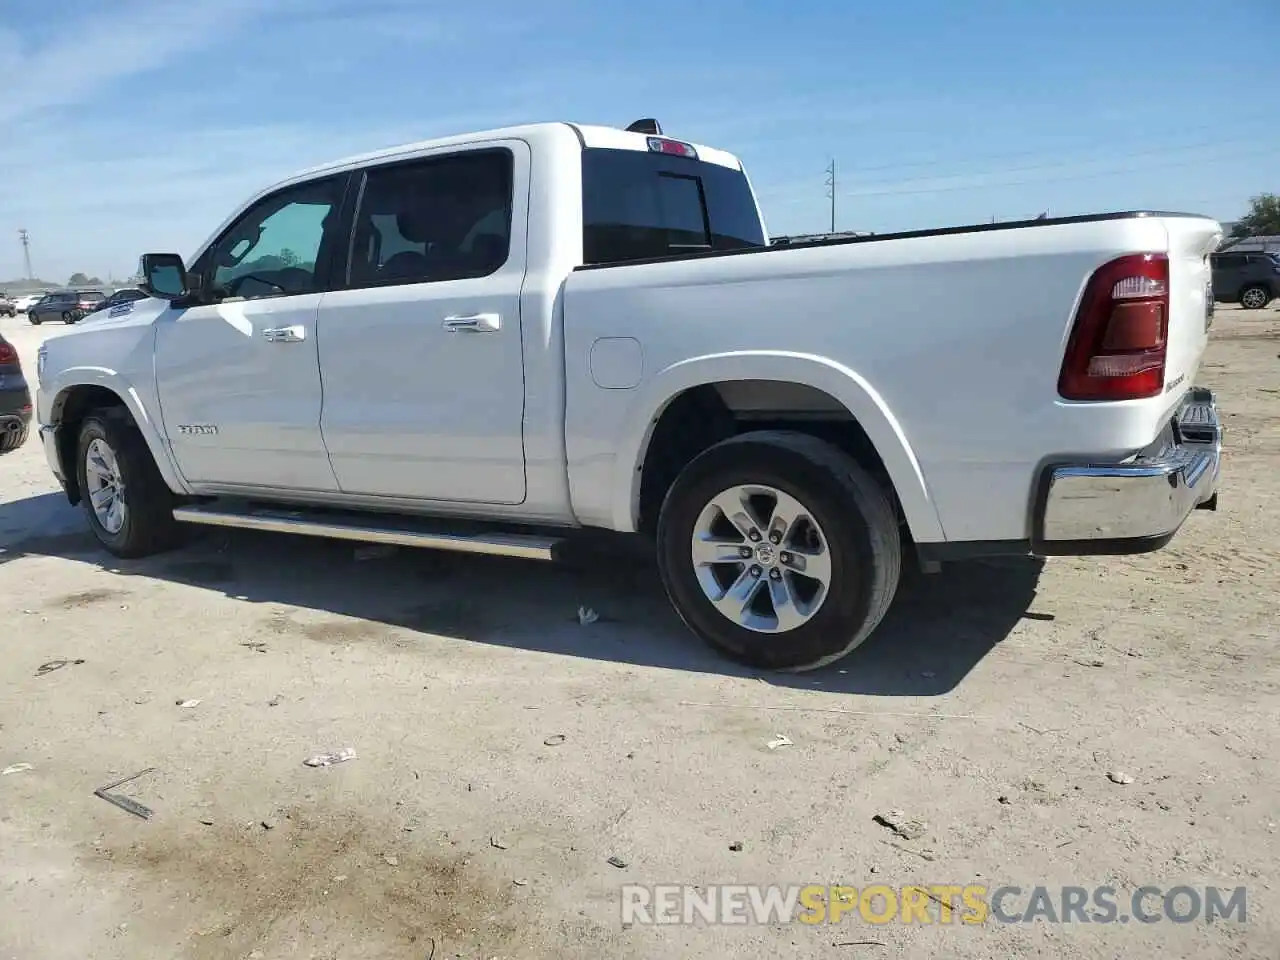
(0, 421, 28, 454)
(75, 413, 182, 558)
(656, 430, 901, 671)
(61, 311, 72, 324)
(29, 313, 41, 325)
(1239, 285, 1271, 310)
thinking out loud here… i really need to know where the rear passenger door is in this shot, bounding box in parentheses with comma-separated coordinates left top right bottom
(1212, 254, 1244, 299)
(316, 142, 529, 504)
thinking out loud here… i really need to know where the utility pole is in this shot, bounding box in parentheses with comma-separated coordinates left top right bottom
(824, 160, 836, 233)
(18, 229, 33, 280)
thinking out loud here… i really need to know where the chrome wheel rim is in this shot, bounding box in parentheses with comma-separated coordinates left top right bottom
(84, 438, 127, 534)
(1241, 288, 1266, 308)
(691, 484, 833, 633)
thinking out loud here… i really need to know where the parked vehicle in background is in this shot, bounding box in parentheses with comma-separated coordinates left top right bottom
(0, 332, 32, 454)
(28, 291, 83, 325)
(0, 293, 15, 318)
(34, 118, 1224, 671)
(1211, 250, 1279, 309)
(75, 291, 107, 318)
(13, 294, 45, 314)
(80, 287, 149, 318)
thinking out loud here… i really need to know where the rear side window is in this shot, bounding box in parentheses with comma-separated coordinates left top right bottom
(346, 148, 513, 288)
(581, 147, 765, 266)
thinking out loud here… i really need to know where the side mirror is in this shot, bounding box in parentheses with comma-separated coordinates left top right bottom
(138, 253, 190, 300)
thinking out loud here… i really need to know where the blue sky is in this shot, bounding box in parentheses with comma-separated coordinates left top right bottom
(1, 0, 1277, 283)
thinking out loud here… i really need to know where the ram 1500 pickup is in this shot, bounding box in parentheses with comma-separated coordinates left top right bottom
(35, 118, 1224, 671)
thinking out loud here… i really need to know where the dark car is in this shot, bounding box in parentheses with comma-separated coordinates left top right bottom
(75, 290, 107, 316)
(1211, 251, 1279, 309)
(27, 290, 84, 325)
(0, 332, 32, 454)
(81, 287, 149, 317)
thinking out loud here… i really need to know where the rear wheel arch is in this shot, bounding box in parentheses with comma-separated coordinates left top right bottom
(620, 357, 944, 544)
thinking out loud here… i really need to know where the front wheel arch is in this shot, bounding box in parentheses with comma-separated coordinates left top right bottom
(50, 386, 132, 505)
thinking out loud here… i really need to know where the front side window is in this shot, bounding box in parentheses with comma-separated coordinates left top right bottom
(205, 176, 345, 300)
(346, 148, 513, 289)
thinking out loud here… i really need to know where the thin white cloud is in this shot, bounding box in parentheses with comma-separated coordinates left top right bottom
(0, 0, 265, 124)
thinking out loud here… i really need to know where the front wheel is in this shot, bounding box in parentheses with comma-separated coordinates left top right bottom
(75, 413, 182, 558)
(29, 313, 41, 325)
(1239, 285, 1271, 310)
(656, 431, 902, 671)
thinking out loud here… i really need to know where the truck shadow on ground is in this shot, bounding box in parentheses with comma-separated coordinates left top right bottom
(1, 492, 1046, 696)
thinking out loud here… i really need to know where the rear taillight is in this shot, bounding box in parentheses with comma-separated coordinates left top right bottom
(0, 342, 18, 365)
(1058, 253, 1169, 401)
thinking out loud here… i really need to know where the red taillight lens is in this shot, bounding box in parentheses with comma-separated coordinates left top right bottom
(1058, 253, 1169, 401)
(646, 136, 698, 159)
(0, 342, 18, 364)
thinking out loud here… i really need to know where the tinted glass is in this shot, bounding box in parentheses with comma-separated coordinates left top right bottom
(347, 149, 513, 288)
(208, 176, 344, 299)
(581, 147, 765, 265)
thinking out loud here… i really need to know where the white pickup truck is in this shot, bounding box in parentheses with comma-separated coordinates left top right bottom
(36, 118, 1223, 671)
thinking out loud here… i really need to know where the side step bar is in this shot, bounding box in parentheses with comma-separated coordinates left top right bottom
(172, 503, 566, 561)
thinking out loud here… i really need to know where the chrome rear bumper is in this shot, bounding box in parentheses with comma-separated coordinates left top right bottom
(1034, 387, 1221, 555)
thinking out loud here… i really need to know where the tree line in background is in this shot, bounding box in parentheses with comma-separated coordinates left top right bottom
(1231, 194, 1280, 238)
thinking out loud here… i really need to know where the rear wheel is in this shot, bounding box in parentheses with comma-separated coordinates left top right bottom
(61, 311, 72, 324)
(1240, 285, 1271, 310)
(75, 413, 182, 557)
(656, 430, 901, 671)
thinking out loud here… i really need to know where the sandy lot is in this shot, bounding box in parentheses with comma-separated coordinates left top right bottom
(1, 307, 1277, 959)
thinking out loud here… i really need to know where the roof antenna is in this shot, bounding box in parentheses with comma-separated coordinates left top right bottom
(625, 118, 662, 135)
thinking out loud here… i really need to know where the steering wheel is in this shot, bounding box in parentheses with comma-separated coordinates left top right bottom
(224, 273, 287, 297)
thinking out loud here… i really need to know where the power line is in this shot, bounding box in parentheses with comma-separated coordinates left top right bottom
(837, 145, 1278, 200)
(759, 136, 1275, 210)
(839, 137, 1269, 194)
(833, 121, 1236, 177)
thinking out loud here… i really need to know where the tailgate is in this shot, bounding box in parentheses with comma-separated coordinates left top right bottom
(1163, 217, 1222, 400)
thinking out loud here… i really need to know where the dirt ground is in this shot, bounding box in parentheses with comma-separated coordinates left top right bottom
(1, 305, 1277, 960)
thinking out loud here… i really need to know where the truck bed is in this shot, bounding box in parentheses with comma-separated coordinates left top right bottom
(563, 210, 1221, 546)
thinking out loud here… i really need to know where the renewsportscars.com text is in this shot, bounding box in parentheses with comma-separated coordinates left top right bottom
(621, 884, 1248, 926)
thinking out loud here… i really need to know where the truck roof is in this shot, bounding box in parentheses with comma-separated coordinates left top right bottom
(288, 121, 744, 185)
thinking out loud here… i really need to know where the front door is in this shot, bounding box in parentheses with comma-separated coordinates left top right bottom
(316, 143, 528, 504)
(154, 175, 349, 491)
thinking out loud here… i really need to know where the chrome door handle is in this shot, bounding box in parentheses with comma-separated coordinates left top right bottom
(443, 313, 500, 333)
(262, 325, 306, 343)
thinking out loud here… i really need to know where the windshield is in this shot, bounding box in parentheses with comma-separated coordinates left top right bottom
(581, 147, 765, 266)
